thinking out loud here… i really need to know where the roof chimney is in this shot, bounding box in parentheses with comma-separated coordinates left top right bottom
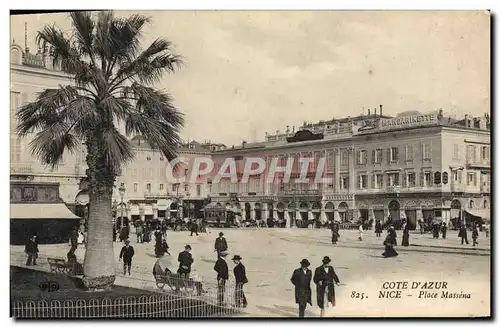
(368, 108, 371, 115)
(374, 107, 377, 116)
(242, 140, 247, 148)
(379, 104, 383, 116)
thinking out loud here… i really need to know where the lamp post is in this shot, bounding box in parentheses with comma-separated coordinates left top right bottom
(186, 192, 191, 219)
(119, 185, 126, 224)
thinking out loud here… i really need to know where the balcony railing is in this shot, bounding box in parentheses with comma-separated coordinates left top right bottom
(450, 184, 466, 193)
(466, 158, 490, 168)
(10, 162, 33, 174)
(481, 185, 490, 194)
(144, 191, 170, 199)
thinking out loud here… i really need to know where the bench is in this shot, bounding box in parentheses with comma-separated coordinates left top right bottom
(154, 271, 204, 296)
(47, 258, 82, 276)
(47, 258, 69, 275)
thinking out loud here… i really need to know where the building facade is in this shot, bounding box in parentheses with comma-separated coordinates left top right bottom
(209, 109, 490, 229)
(10, 42, 87, 214)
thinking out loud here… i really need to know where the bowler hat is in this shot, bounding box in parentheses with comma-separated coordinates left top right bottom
(300, 259, 310, 267)
(322, 256, 331, 264)
(219, 232, 224, 237)
(185, 244, 192, 250)
(232, 255, 242, 261)
(124, 239, 130, 244)
(219, 251, 228, 257)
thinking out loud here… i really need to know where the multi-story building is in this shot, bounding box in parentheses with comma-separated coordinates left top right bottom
(10, 41, 87, 214)
(112, 137, 215, 221)
(209, 107, 490, 229)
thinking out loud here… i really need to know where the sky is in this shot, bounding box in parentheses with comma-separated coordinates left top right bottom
(10, 11, 490, 146)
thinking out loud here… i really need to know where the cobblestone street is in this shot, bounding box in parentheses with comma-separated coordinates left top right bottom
(11, 228, 490, 317)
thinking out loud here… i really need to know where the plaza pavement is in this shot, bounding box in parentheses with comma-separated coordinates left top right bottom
(10, 228, 491, 318)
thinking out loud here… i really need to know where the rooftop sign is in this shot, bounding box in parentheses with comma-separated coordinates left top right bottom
(379, 112, 438, 130)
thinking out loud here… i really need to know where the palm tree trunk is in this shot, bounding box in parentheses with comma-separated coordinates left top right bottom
(82, 188, 116, 290)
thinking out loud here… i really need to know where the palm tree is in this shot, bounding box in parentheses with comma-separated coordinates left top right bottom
(15, 11, 184, 290)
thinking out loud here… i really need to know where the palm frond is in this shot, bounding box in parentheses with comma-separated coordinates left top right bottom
(101, 128, 135, 169)
(70, 11, 95, 60)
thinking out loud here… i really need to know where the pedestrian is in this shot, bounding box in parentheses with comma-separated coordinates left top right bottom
(484, 222, 489, 238)
(331, 221, 340, 244)
(459, 223, 469, 245)
(161, 219, 167, 237)
(472, 223, 479, 247)
(119, 239, 135, 276)
(66, 248, 84, 275)
(190, 219, 199, 236)
(112, 226, 117, 243)
(154, 228, 164, 257)
(419, 219, 425, 234)
(177, 244, 194, 279)
(401, 223, 410, 247)
(440, 222, 447, 239)
(214, 232, 228, 258)
(432, 222, 440, 239)
(290, 259, 312, 318)
(375, 220, 382, 238)
(313, 256, 340, 317)
(214, 250, 229, 306)
(136, 223, 143, 243)
(25, 234, 38, 266)
(358, 224, 363, 241)
(382, 226, 398, 258)
(232, 254, 248, 308)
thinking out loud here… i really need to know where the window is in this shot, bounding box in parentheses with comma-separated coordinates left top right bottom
(184, 168, 189, 177)
(10, 136, 21, 162)
(483, 200, 488, 208)
(467, 172, 476, 186)
(453, 170, 461, 183)
(172, 183, 179, 192)
(358, 174, 368, 189)
(469, 200, 474, 208)
(442, 172, 449, 184)
(424, 172, 432, 187)
(387, 173, 400, 186)
(160, 156, 164, 161)
(327, 151, 334, 168)
(422, 143, 431, 160)
(357, 150, 367, 165)
(481, 146, 489, 161)
(147, 156, 151, 161)
(340, 175, 349, 190)
(120, 182, 125, 187)
(405, 145, 414, 161)
(196, 184, 201, 197)
(373, 149, 382, 164)
(390, 147, 399, 162)
(453, 144, 460, 160)
(159, 183, 164, 190)
(10, 92, 20, 132)
(133, 183, 138, 192)
(375, 174, 383, 189)
(341, 150, 349, 166)
(406, 172, 416, 187)
(467, 145, 476, 162)
(184, 184, 189, 192)
(146, 183, 151, 193)
(433, 172, 441, 185)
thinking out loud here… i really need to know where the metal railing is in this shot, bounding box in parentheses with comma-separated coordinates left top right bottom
(11, 292, 242, 318)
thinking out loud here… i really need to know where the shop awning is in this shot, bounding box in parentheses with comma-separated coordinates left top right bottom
(10, 203, 81, 220)
(465, 208, 491, 221)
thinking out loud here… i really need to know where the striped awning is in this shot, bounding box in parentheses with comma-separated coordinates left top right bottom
(10, 203, 81, 220)
(465, 208, 491, 221)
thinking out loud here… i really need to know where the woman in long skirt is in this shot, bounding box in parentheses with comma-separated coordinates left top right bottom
(401, 224, 410, 246)
(382, 227, 399, 258)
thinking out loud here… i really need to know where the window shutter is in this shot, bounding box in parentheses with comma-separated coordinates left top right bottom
(371, 174, 375, 188)
(363, 151, 367, 164)
(395, 147, 399, 161)
(387, 149, 391, 163)
(419, 171, 424, 186)
(402, 173, 407, 187)
(372, 149, 376, 164)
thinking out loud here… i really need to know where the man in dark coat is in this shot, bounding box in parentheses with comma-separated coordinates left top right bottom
(119, 239, 135, 275)
(25, 235, 38, 266)
(401, 224, 410, 246)
(214, 232, 228, 258)
(375, 220, 382, 237)
(190, 219, 199, 236)
(313, 256, 340, 317)
(459, 223, 469, 245)
(331, 221, 339, 244)
(232, 254, 248, 308)
(441, 222, 447, 239)
(290, 258, 312, 318)
(214, 251, 229, 306)
(177, 245, 194, 278)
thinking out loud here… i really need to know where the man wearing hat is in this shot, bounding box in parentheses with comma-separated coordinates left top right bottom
(177, 245, 194, 278)
(119, 239, 135, 276)
(214, 250, 229, 306)
(214, 232, 228, 258)
(290, 259, 313, 317)
(313, 256, 340, 317)
(232, 254, 248, 308)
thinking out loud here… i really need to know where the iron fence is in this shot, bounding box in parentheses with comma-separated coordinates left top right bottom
(12, 292, 243, 318)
